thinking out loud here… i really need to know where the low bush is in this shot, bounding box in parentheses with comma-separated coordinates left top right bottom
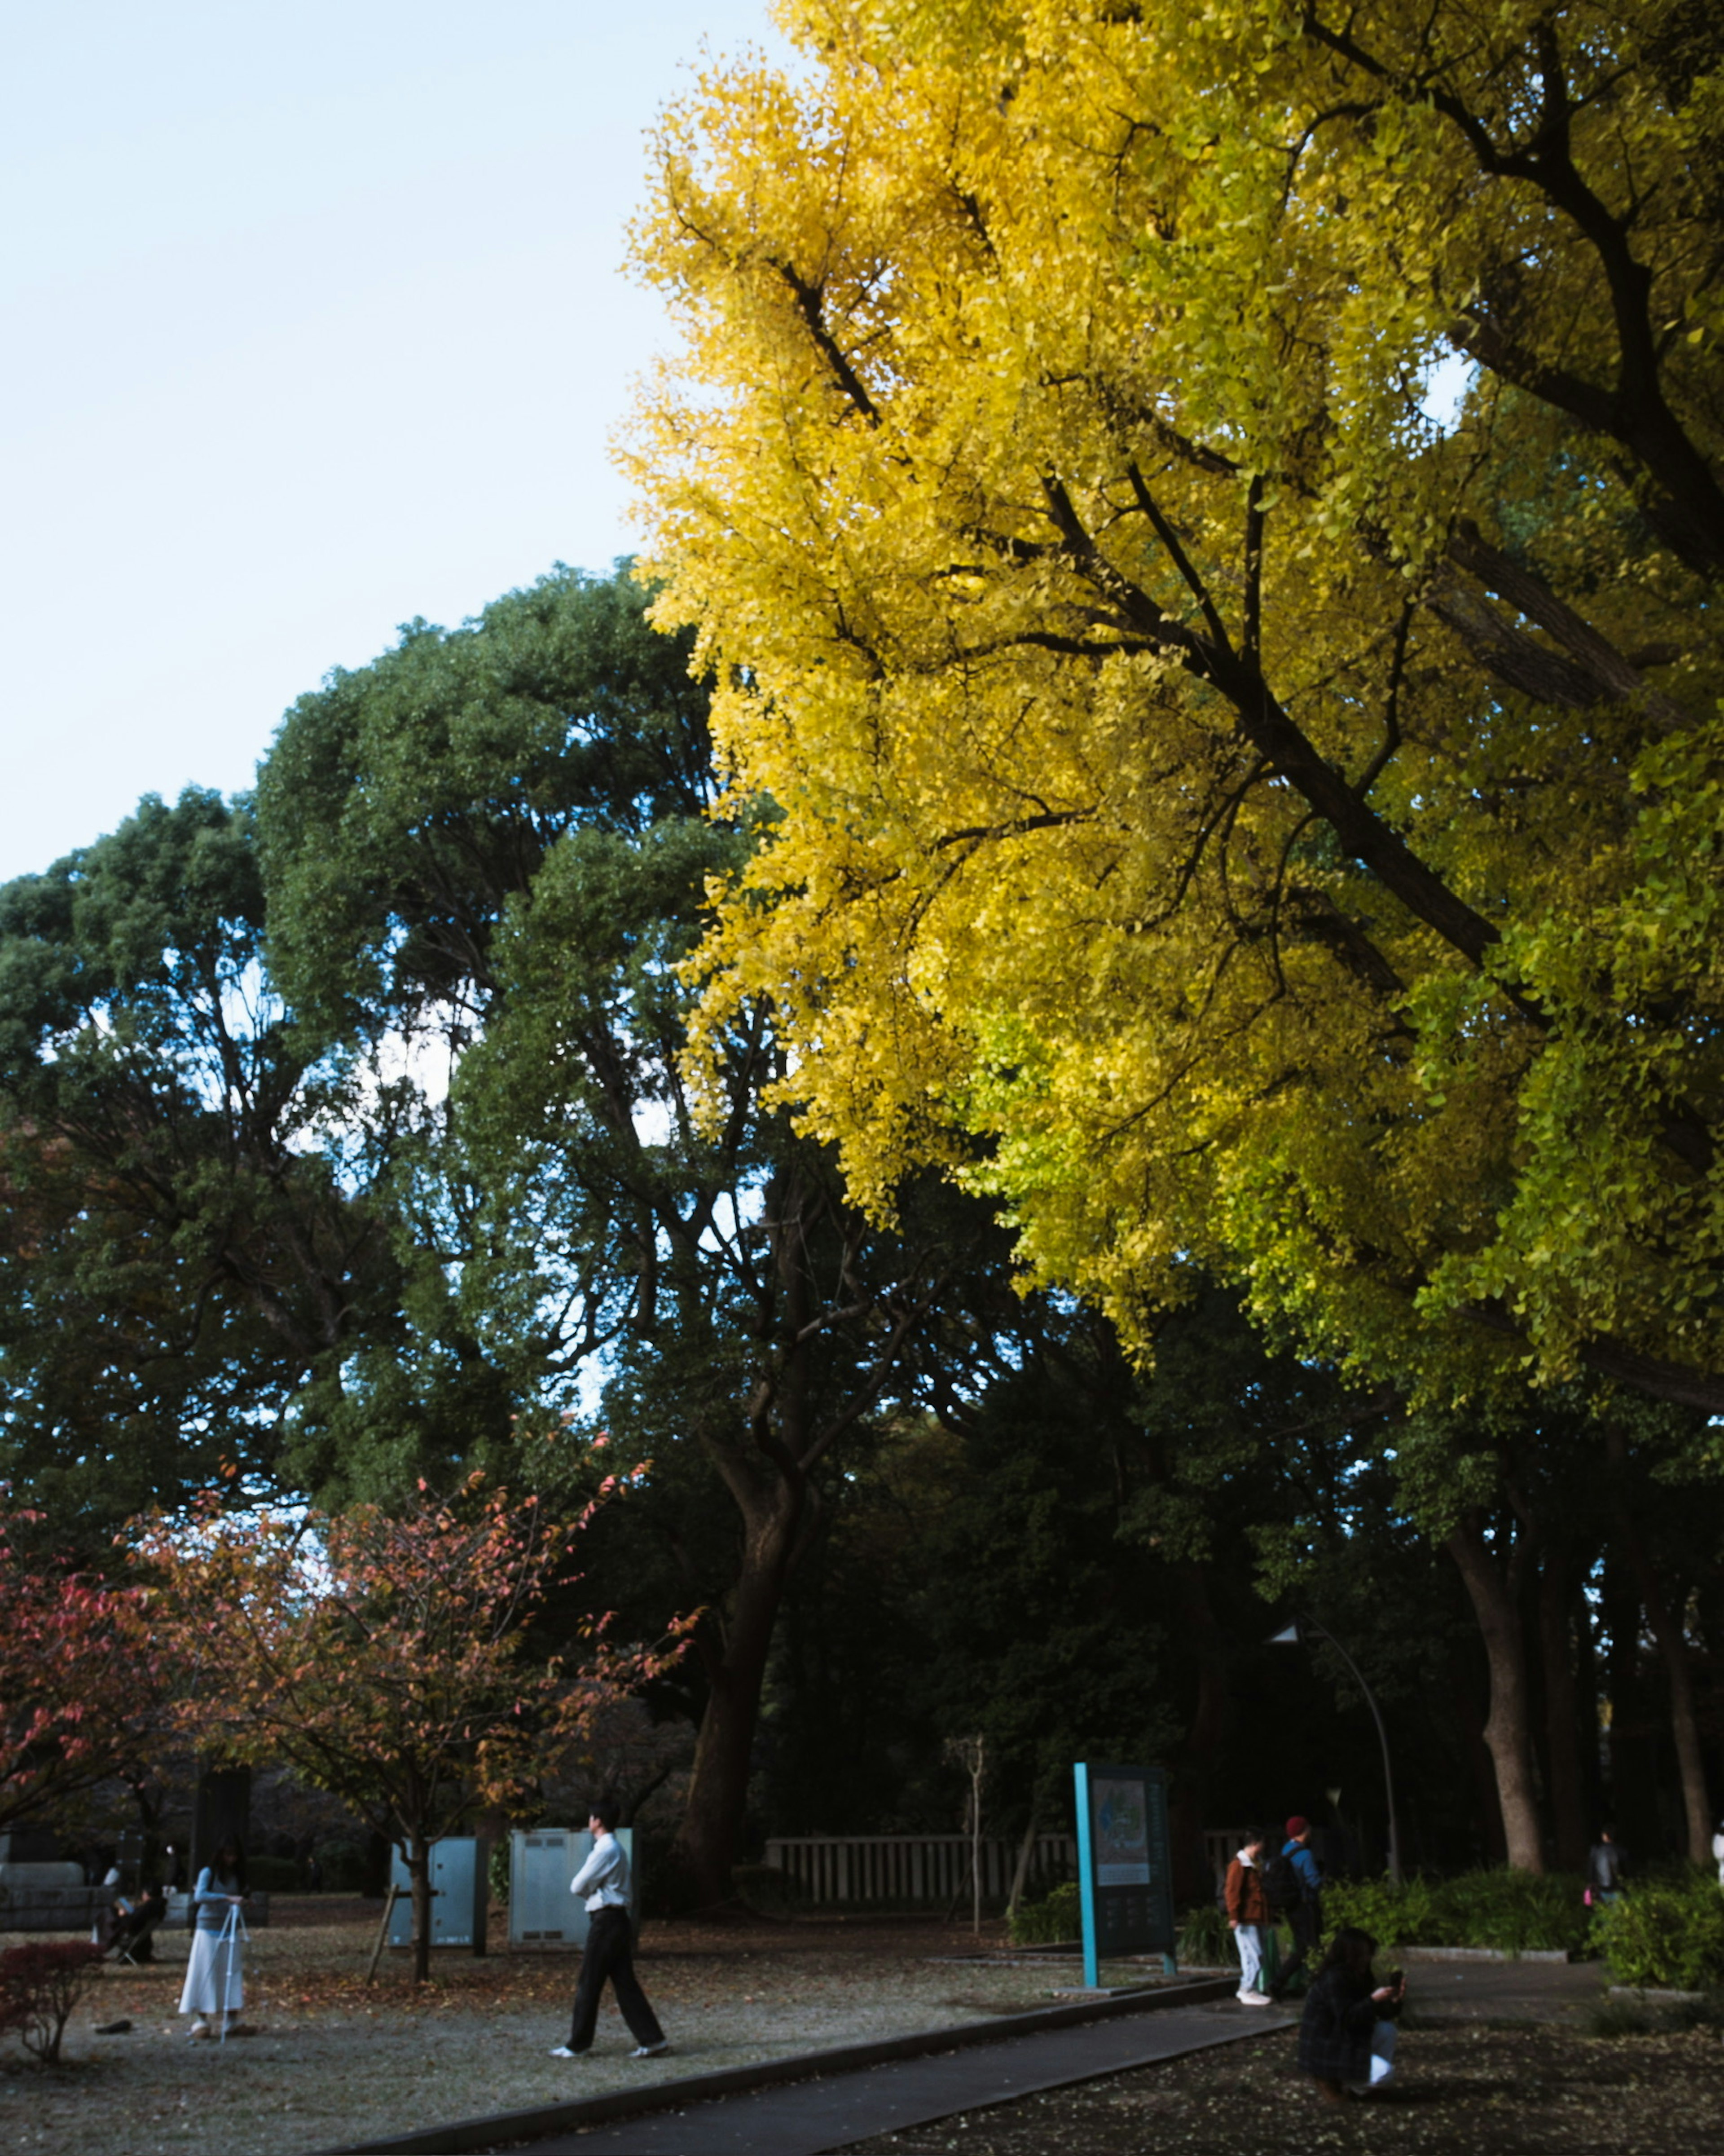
(1593, 1870, 1724, 1992)
(1325, 1869, 1590, 1954)
(1322, 1874, 1438, 1947)
(0, 1941, 104, 2064)
(1175, 1900, 1234, 1967)
(1007, 1880, 1081, 1946)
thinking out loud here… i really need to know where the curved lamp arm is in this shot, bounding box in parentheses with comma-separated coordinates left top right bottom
(1269, 1619, 1403, 1884)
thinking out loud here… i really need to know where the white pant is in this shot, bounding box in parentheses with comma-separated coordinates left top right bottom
(1348, 2021, 1397, 2090)
(1234, 1923, 1264, 1994)
(179, 1926, 245, 2017)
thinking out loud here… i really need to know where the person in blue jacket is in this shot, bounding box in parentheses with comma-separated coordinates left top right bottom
(1266, 1815, 1325, 2002)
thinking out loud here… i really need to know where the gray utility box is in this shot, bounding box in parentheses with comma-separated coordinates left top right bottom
(508, 1828, 636, 1950)
(387, 1839, 489, 1950)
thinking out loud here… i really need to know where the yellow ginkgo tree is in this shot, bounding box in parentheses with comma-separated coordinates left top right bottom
(626, 0, 1724, 1413)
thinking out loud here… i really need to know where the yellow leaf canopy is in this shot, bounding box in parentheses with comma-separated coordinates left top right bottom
(627, 0, 1724, 1410)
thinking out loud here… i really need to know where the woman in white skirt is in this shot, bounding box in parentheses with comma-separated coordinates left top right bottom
(180, 1838, 248, 2037)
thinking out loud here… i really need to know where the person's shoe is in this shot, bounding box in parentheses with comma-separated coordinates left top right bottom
(1315, 2079, 1353, 2105)
(1237, 1989, 1273, 2006)
(187, 2021, 211, 2041)
(549, 2045, 585, 2059)
(630, 2041, 672, 2058)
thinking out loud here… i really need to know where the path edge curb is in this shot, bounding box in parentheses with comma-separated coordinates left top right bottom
(310, 1973, 1239, 2156)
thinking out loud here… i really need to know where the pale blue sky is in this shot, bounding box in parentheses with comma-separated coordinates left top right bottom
(1, 1, 783, 880)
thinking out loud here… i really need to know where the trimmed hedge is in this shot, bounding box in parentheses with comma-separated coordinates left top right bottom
(1324, 1869, 1592, 1955)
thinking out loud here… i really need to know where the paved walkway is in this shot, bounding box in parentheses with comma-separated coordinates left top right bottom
(336, 1949, 1605, 2156)
(484, 2002, 1289, 2155)
(1396, 1948, 1605, 2025)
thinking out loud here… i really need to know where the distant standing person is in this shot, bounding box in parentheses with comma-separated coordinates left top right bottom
(550, 1802, 670, 2061)
(180, 1837, 248, 2039)
(1713, 1819, 1724, 1888)
(1266, 1816, 1324, 2003)
(1224, 1829, 1274, 2006)
(1588, 1825, 1628, 1905)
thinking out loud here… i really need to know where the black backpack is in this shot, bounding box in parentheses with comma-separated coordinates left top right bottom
(1261, 1847, 1302, 1910)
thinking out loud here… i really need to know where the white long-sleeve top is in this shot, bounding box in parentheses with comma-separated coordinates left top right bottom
(569, 1830, 630, 1912)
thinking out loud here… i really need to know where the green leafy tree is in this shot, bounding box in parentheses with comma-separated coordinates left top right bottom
(0, 791, 393, 1534)
(257, 564, 996, 1903)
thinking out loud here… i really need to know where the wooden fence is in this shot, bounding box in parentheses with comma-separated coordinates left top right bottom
(1204, 1829, 1251, 1893)
(760, 1833, 1077, 1907)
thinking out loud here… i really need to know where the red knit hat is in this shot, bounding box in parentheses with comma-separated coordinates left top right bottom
(1285, 1815, 1311, 1838)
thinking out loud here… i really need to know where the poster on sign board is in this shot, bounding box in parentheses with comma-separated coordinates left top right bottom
(1073, 1762, 1175, 1988)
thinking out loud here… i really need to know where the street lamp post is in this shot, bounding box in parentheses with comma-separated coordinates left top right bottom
(1269, 1619, 1403, 1884)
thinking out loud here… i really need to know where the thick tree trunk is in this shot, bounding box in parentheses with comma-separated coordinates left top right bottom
(408, 1834, 431, 1986)
(1605, 1428, 1713, 1865)
(1446, 1513, 1545, 1871)
(1450, 1661, 1507, 1865)
(670, 1484, 801, 1906)
(1623, 1552, 1711, 1862)
(1537, 1549, 1590, 1874)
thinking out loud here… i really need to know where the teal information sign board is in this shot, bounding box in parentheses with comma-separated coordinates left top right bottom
(1073, 1762, 1176, 1988)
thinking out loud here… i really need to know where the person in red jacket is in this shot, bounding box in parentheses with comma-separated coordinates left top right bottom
(1224, 1827, 1274, 2005)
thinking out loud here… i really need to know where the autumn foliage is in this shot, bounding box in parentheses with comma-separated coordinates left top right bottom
(140, 1474, 685, 1980)
(629, 0, 1724, 1414)
(0, 1942, 104, 2065)
(0, 1513, 165, 1834)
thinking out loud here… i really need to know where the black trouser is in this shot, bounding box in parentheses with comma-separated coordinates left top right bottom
(1271, 1898, 1323, 1998)
(566, 1905, 665, 2051)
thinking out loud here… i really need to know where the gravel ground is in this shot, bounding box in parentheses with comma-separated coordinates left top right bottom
(844, 2015, 1724, 2156)
(0, 1905, 1165, 2156)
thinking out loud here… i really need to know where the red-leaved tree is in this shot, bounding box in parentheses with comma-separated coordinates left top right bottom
(0, 1514, 166, 1836)
(140, 1475, 686, 1981)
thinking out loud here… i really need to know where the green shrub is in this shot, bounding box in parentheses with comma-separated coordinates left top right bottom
(1008, 1880, 1082, 1946)
(1594, 1873, 1724, 1991)
(1175, 1900, 1234, 1966)
(1324, 1874, 1438, 1948)
(1431, 1870, 1590, 1954)
(1324, 1869, 1589, 1954)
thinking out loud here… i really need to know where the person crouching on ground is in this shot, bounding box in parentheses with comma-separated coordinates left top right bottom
(550, 1800, 670, 2061)
(1297, 1926, 1405, 2103)
(180, 1837, 248, 2039)
(1224, 1828, 1274, 2006)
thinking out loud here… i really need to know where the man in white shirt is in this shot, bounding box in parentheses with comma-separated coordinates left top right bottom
(549, 1801, 670, 2060)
